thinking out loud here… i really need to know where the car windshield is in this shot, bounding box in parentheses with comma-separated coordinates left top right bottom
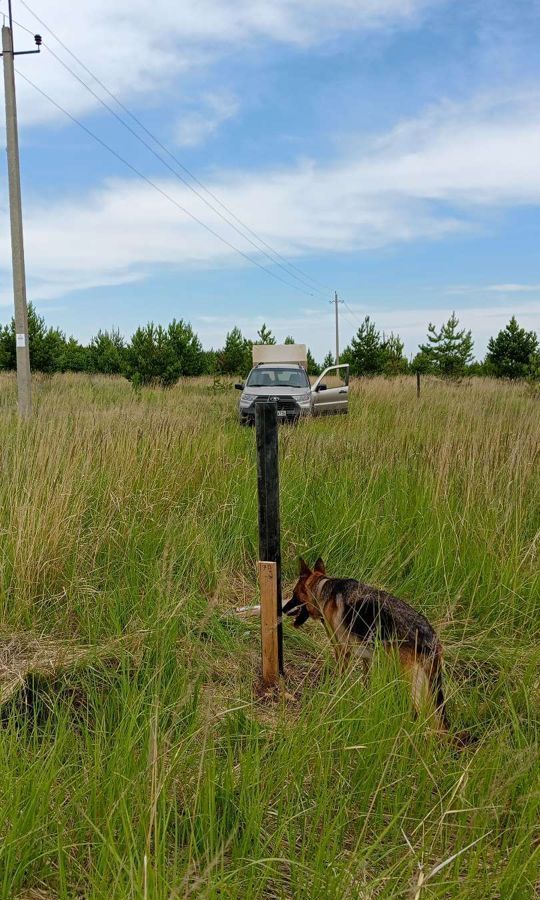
(246, 367, 310, 389)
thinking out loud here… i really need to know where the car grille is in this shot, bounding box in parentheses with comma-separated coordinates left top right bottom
(254, 396, 299, 412)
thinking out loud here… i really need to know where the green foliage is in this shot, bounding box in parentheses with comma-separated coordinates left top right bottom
(410, 349, 433, 374)
(124, 319, 204, 387)
(348, 316, 383, 375)
(88, 329, 125, 375)
(381, 333, 408, 375)
(0, 303, 67, 374)
(58, 337, 90, 373)
(202, 348, 219, 375)
(167, 319, 205, 377)
(218, 326, 253, 377)
(284, 335, 295, 344)
(343, 316, 406, 376)
(254, 322, 276, 344)
(419, 312, 474, 378)
(322, 350, 335, 370)
(306, 347, 321, 376)
(486, 316, 539, 379)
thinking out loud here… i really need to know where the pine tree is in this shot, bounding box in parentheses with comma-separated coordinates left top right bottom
(322, 351, 335, 370)
(0, 303, 67, 374)
(347, 316, 384, 376)
(284, 335, 295, 344)
(88, 329, 125, 375)
(419, 312, 473, 378)
(58, 337, 89, 373)
(124, 324, 178, 387)
(485, 316, 538, 379)
(380, 333, 408, 375)
(166, 319, 205, 376)
(218, 327, 253, 377)
(306, 348, 320, 376)
(254, 323, 276, 345)
(410, 350, 433, 375)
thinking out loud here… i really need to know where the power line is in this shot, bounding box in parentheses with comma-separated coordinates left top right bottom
(343, 300, 365, 329)
(16, 0, 332, 298)
(15, 68, 321, 298)
(42, 42, 325, 299)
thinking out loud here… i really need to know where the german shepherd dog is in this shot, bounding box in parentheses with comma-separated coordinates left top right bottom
(283, 558, 449, 733)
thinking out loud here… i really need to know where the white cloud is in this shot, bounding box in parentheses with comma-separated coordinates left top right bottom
(0, 87, 537, 309)
(7, 0, 441, 127)
(175, 91, 240, 147)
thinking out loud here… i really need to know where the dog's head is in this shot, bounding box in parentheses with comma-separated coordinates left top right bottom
(282, 557, 326, 627)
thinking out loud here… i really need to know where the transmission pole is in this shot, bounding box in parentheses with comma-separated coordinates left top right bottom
(330, 291, 343, 365)
(1, 3, 41, 417)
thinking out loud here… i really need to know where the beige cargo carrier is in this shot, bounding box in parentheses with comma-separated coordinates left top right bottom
(252, 344, 307, 367)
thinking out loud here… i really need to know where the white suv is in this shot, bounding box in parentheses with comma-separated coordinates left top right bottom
(235, 363, 349, 425)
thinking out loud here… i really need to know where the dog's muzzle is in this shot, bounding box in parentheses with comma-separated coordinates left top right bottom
(283, 597, 299, 615)
(283, 597, 309, 628)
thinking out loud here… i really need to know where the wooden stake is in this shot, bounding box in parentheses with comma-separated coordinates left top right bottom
(416, 371, 421, 399)
(257, 560, 279, 685)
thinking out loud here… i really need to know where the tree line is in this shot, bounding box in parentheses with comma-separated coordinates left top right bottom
(0, 305, 538, 386)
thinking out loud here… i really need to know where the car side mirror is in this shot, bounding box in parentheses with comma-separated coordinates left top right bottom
(316, 383, 327, 392)
(235, 383, 244, 390)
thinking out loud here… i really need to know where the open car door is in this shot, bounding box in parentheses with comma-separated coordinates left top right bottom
(312, 364, 349, 415)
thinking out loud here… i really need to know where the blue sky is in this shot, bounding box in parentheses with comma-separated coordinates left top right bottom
(0, 0, 539, 360)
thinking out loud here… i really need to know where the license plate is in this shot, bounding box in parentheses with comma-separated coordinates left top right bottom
(277, 410, 287, 418)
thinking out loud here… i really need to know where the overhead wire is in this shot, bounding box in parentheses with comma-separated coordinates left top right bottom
(16, 0, 332, 299)
(15, 68, 322, 298)
(342, 300, 366, 329)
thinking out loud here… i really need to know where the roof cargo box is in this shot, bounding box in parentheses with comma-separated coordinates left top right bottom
(252, 344, 307, 367)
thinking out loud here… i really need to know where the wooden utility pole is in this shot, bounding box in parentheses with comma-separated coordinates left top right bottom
(1, 8, 41, 417)
(255, 400, 283, 683)
(331, 291, 343, 365)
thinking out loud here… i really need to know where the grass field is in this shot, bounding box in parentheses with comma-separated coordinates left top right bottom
(0, 373, 538, 899)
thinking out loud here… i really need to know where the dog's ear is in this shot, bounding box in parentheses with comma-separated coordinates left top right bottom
(299, 557, 311, 577)
(313, 556, 326, 574)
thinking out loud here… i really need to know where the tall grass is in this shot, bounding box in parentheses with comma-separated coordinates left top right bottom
(0, 373, 538, 898)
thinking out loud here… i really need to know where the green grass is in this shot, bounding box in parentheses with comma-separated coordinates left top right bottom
(0, 372, 538, 898)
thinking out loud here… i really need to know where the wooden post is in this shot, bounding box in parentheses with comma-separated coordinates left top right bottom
(257, 561, 279, 685)
(416, 371, 421, 399)
(255, 400, 284, 677)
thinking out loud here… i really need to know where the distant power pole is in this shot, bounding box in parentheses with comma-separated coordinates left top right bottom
(330, 291, 343, 365)
(1, 3, 41, 417)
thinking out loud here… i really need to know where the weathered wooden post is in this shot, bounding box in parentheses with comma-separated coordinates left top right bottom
(255, 400, 283, 684)
(416, 371, 421, 399)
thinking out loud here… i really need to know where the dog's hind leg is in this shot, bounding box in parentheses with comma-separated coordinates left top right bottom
(399, 647, 437, 721)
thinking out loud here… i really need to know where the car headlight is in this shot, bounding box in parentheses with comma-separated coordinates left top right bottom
(296, 392, 312, 404)
(240, 392, 258, 404)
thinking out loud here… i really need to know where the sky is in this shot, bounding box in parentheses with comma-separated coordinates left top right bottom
(0, 0, 539, 361)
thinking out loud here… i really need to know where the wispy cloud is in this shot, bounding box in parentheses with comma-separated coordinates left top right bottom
(175, 91, 240, 148)
(11, 0, 442, 127)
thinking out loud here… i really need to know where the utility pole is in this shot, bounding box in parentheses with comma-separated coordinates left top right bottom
(1, 3, 41, 417)
(330, 291, 343, 365)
